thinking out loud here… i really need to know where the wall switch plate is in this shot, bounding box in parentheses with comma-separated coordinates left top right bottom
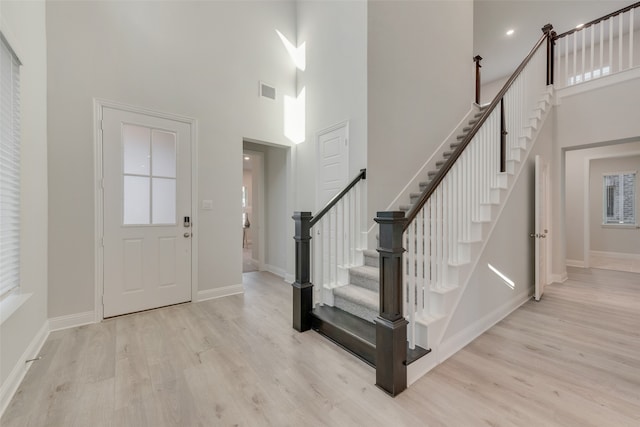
(201, 200, 213, 210)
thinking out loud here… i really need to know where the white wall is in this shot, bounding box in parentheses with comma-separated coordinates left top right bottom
(367, 0, 474, 233)
(0, 0, 48, 396)
(294, 0, 368, 214)
(46, 0, 297, 318)
(565, 142, 640, 264)
(589, 154, 640, 254)
(553, 74, 640, 274)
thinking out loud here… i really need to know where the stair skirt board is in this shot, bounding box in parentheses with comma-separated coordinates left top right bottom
(311, 305, 430, 368)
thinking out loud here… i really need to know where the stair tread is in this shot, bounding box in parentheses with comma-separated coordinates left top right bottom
(334, 284, 379, 311)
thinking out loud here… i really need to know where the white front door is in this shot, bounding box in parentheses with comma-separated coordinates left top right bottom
(534, 155, 549, 301)
(102, 107, 192, 317)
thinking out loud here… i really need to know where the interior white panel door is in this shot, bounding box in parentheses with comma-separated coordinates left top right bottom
(534, 155, 549, 301)
(102, 107, 192, 317)
(317, 123, 349, 208)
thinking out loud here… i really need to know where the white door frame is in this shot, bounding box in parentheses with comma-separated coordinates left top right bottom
(93, 99, 199, 321)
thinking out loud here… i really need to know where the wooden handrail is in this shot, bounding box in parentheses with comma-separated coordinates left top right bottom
(403, 29, 550, 230)
(555, 2, 640, 40)
(310, 169, 366, 227)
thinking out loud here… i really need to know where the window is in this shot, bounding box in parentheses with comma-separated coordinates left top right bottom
(567, 66, 610, 86)
(603, 172, 636, 225)
(122, 124, 177, 225)
(0, 34, 21, 297)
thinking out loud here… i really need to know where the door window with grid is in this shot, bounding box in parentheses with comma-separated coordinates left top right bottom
(603, 172, 636, 225)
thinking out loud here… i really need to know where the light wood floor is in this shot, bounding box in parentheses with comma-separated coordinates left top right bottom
(2, 267, 639, 426)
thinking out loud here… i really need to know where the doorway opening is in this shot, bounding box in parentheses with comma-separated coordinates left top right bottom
(564, 139, 640, 274)
(242, 150, 261, 273)
(241, 140, 293, 281)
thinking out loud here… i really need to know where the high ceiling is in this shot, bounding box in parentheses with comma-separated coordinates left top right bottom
(474, 0, 633, 83)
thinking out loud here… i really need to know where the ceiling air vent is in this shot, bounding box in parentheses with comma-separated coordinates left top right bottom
(260, 82, 276, 100)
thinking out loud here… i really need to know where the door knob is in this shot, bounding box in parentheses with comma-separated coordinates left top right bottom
(529, 233, 536, 238)
(184, 232, 191, 238)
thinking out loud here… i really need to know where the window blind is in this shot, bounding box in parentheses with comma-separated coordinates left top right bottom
(0, 35, 21, 297)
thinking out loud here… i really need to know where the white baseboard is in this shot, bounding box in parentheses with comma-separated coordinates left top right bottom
(49, 311, 95, 332)
(438, 291, 531, 365)
(550, 271, 568, 283)
(284, 273, 294, 283)
(0, 321, 49, 418)
(264, 263, 286, 279)
(590, 250, 640, 260)
(197, 284, 244, 302)
(566, 259, 585, 268)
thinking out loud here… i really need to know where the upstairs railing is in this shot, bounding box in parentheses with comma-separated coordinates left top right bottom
(375, 25, 555, 394)
(554, 2, 640, 89)
(292, 169, 366, 332)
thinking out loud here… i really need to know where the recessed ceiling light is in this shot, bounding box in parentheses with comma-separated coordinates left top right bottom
(506, 29, 515, 36)
(244, 156, 250, 161)
(576, 23, 584, 29)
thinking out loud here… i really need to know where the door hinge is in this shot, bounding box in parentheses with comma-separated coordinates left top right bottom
(99, 119, 104, 131)
(101, 295, 104, 306)
(100, 237, 104, 247)
(345, 138, 348, 146)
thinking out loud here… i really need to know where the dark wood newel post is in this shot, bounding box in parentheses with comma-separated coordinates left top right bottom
(542, 24, 554, 85)
(292, 211, 313, 332)
(375, 211, 408, 397)
(474, 55, 483, 104)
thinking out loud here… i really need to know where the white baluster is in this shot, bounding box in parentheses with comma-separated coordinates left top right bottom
(619, 13, 624, 72)
(599, 21, 604, 72)
(609, 17, 614, 72)
(319, 219, 325, 304)
(590, 25, 595, 76)
(564, 36, 569, 87)
(630, 8, 634, 68)
(419, 204, 426, 315)
(429, 191, 436, 295)
(581, 28, 586, 77)
(439, 184, 445, 290)
(355, 183, 361, 250)
(573, 32, 577, 84)
(349, 190, 355, 265)
(407, 224, 415, 350)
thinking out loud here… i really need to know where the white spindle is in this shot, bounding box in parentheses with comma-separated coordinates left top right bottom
(431, 190, 437, 293)
(581, 28, 586, 77)
(418, 205, 425, 314)
(600, 21, 604, 72)
(565, 36, 569, 86)
(630, 8, 635, 68)
(619, 13, 624, 72)
(573, 32, 577, 83)
(319, 220, 325, 304)
(610, 17, 614, 72)
(407, 223, 416, 349)
(439, 184, 445, 289)
(355, 183, 361, 250)
(590, 25, 595, 76)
